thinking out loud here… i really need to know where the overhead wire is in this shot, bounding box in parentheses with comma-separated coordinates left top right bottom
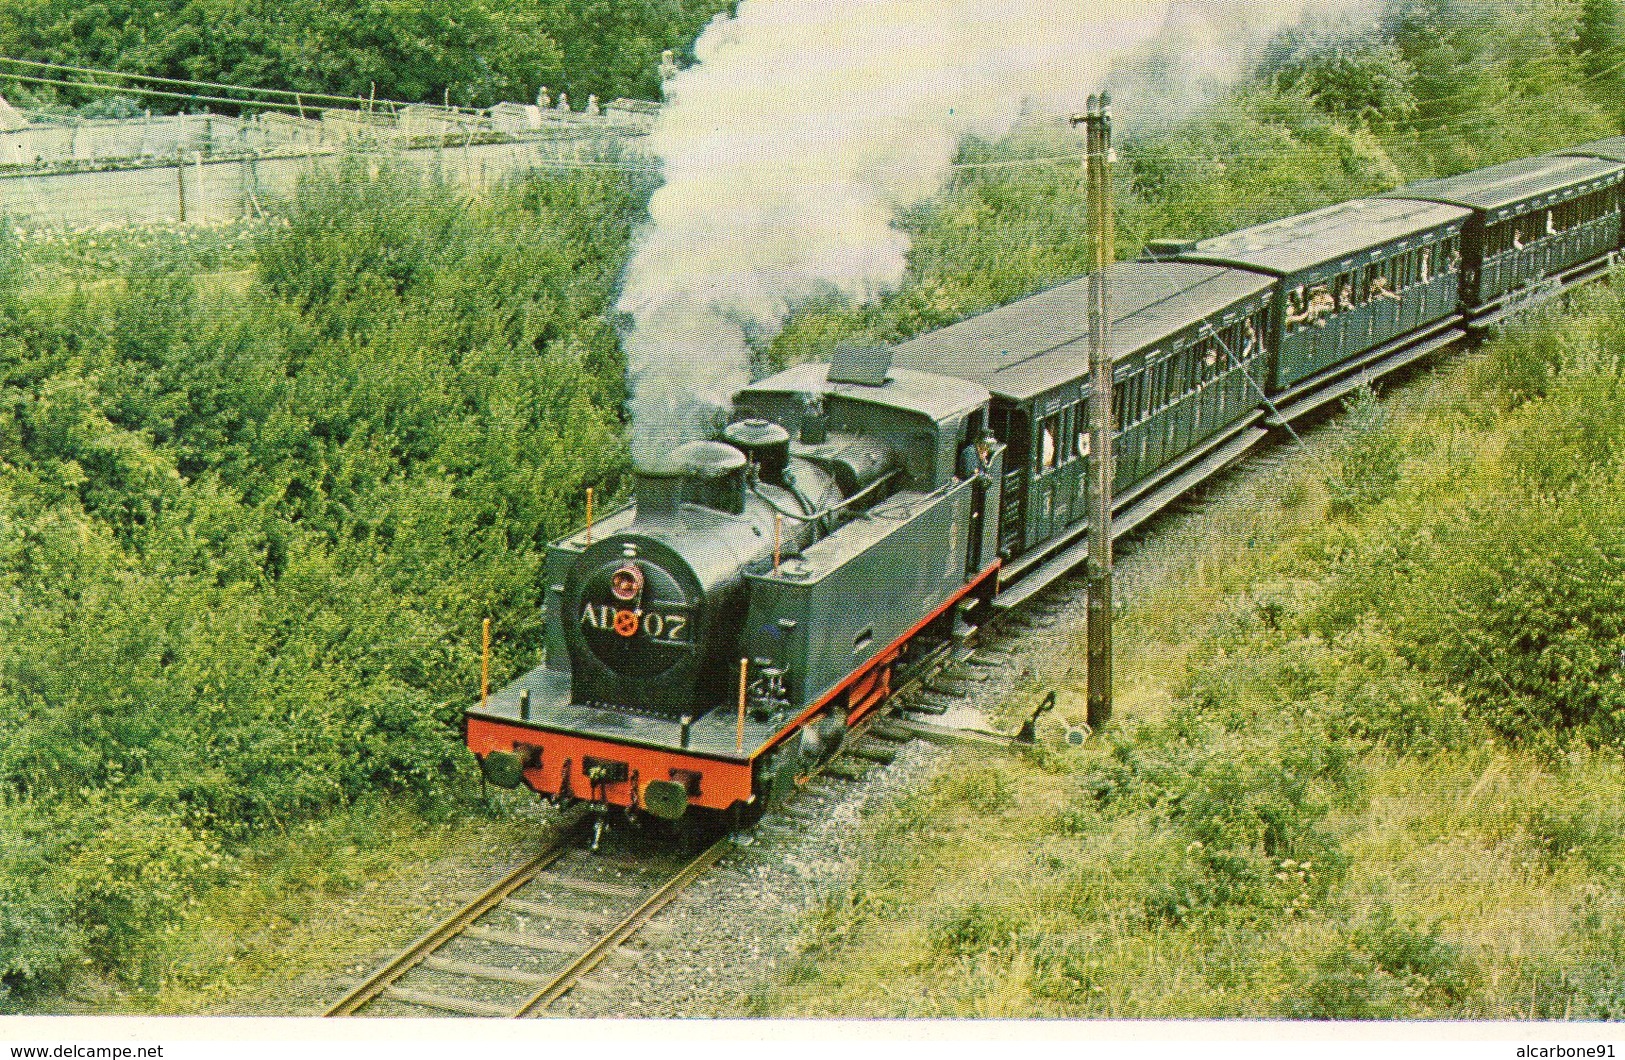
(0, 54, 483, 114)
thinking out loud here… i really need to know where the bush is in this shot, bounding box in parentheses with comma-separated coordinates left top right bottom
(0, 811, 85, 1005)
(1398, 485, 1625, 750)
(1324, 386, 1402, 519)
(1286, 906, 1469, 1018)
(0, 161, 650, 991)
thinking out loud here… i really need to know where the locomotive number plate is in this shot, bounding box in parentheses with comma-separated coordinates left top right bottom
(580, 603, 692, 643)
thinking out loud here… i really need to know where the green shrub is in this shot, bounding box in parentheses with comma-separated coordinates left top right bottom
(1324, 386, 1402, 519)
(1487, 309, 1570, 407)
(1286, 907, 1468, 1018)
(57, 804, 224, 979)
(0, 810, 85, 1005)
(1398, 486, 1625, 750)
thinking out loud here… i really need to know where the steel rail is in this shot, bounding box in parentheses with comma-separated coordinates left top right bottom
(510, 837, 730, 1016)
(324, 825, 579, 1016)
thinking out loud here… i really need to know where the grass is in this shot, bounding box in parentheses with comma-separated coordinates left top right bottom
(747, 307, 1625, 1019)
(18, 785, 555, 1015)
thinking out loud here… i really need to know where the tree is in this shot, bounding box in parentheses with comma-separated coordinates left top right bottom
(1264, 29, 1418, 130)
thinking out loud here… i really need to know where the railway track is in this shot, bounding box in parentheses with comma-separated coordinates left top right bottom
(324, 704, 954, 1018)
(326, 614, 1045, 1019)
(325, 822, 729, 1018)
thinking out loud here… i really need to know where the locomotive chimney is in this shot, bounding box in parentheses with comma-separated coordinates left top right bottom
(633, 461, 684, 525)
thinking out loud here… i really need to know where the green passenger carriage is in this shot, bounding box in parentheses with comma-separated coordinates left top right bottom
(889, 262, 1275, 595)
(1385, 154, 1625, 318)
(1155, 198, 1470, 394)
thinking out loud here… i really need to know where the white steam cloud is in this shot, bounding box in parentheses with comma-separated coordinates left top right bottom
(616, 0, 1352, 464)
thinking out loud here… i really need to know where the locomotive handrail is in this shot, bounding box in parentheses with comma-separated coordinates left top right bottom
(748, 467, 901, 524)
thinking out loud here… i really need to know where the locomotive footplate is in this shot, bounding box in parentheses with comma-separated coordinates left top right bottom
(464, 665, 794, 815)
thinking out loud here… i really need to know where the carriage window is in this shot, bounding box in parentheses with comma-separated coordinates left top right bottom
(1336, 272, 1356, 311)
(1286, 286, 1308, 333)
(1041, 416, 1059, 471)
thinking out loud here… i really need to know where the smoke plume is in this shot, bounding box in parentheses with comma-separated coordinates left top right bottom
(616, 1, 1353, 465)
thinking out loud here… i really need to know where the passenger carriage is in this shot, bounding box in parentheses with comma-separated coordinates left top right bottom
(889, 261, 1275, 609)
(1151, 198, 1471, 421)
(1385, 154, 1625, 323)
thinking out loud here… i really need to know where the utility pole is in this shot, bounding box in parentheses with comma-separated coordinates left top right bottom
(1074, 91, 1114, 729)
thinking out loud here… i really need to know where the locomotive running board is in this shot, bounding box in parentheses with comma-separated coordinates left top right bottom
(993, 424, 1270, 612)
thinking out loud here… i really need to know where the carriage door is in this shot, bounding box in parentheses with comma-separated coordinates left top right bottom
(963, 412, 986, 577)
(1029, 399, 1069, 547)
(991, 405, 1029, 559)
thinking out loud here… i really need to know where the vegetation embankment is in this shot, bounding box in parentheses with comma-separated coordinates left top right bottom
(750, 292, 1625, 1018)
(0, 0, 1621, 1014)
(0, 166, 642, 1010)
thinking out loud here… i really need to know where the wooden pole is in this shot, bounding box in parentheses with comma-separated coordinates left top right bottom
(481, 617, 491, 709)
(737, 657, 749, 753)
(1079, 92, 1115, 729)
(585, 487, 594, 545)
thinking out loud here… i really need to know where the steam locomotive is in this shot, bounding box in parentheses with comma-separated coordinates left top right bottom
(465, 135, 1625, 826)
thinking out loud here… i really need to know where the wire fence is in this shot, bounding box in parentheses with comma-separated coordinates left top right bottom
(0, 98, 657, 228)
